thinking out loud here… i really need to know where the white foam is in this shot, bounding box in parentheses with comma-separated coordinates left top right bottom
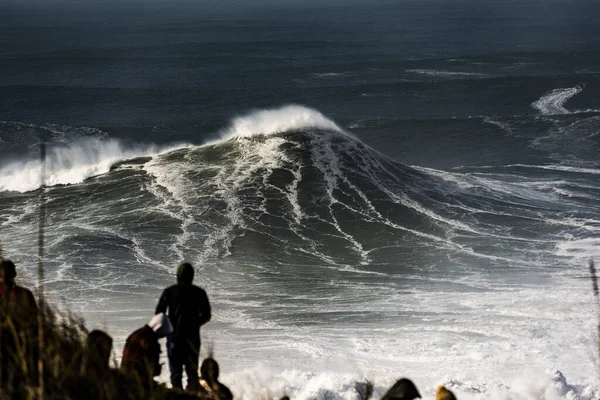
(483, 117, 514, 134)
(0, 105, 342, 194)
(144, 132, 301, 264)
(555, 238, 600, 260)
(140, 104, 350, 264)
(456, 164, 600, 175)
(313, 72, 351, 78)
(287, 165, 304, 224)
(217, 105, 343, 141)
(532, 86, 583, 115)
(406, 69, 489, 77)
(310, 133, 372, 264)
(202, 135, 290, 260)
(207, 277, 599, 400)
(216, 367, 600, 400)
(0, 138, 187, 193)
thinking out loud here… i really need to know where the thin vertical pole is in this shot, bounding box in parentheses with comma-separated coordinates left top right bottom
(0, 239, 2, 396)
(37, 138, 46, 400)
(589, 260, 600, 375)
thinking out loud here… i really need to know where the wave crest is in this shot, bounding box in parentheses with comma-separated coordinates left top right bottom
(218, 105, 343, 140)
(0, 105, 342, 193)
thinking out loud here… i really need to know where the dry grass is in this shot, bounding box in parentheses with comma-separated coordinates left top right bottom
(0, 301, 200, 400)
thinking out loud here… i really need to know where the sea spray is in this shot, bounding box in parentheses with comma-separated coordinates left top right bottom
(218, 105, 344, 140)
(0, 138, 187, 193)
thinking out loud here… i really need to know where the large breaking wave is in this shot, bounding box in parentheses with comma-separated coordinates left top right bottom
(1, 106, 600, 400)
(0, 105, 340, 193)
(2, 105, 598, 267)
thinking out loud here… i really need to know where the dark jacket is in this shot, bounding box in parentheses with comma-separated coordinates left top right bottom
(0, 284, 37, 313)
(121, 325, 161, 379)
(0, 284, 38, 335)
(155, 284, 211, 343)
(0, 284, 39, 388)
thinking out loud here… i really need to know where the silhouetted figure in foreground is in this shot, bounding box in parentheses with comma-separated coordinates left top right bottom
(436, 385, 457, 400)
(0, 259, 38, 389)
(197, 357, 233, 400)
(121, 313, 173, 391)
(0, 259, 37, 315)
(381, 378, 421, 400)
(83, 329, 113, 376)
(68, 329, 130, 400)
(156, 263, 211, 391)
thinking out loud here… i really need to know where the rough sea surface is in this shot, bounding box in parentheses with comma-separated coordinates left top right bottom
(1, 1, 600, 398)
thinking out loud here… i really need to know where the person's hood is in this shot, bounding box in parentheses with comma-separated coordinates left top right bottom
(148, 313, 174, 338)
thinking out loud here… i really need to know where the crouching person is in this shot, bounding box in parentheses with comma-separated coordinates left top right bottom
(197, 357, 233, 400)
(67, 329, 133, 400)
(121, 313, 173, 392)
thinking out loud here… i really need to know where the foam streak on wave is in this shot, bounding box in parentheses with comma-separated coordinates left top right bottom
(140, 105, 350, 264)
(532, 86, 583, 115)
(457, 163, 600, 175)
(0, 138, 186, 193)
(311, 133, 371, 265)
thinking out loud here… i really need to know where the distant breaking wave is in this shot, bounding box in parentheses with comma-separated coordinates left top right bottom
(532, 86, 583, 115)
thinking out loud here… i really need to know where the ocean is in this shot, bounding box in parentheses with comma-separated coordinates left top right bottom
(1, 1, 599, 398)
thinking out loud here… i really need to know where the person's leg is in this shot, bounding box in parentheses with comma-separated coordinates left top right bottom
(167, 340, 184, 390)
(184, 339, 200, 392)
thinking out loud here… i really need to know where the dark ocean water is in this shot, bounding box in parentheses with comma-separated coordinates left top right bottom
(1, 1, 600, 398)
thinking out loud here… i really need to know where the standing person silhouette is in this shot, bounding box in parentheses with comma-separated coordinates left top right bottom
(0, 260, 37, 314)
(156, 263, 211, 391)
(0, 259, 39, 389)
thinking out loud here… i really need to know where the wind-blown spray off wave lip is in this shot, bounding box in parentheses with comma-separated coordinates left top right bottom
(216, 104, 344, 141)
(0, 137, 188, 193)
(531, 86, 583, 115)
